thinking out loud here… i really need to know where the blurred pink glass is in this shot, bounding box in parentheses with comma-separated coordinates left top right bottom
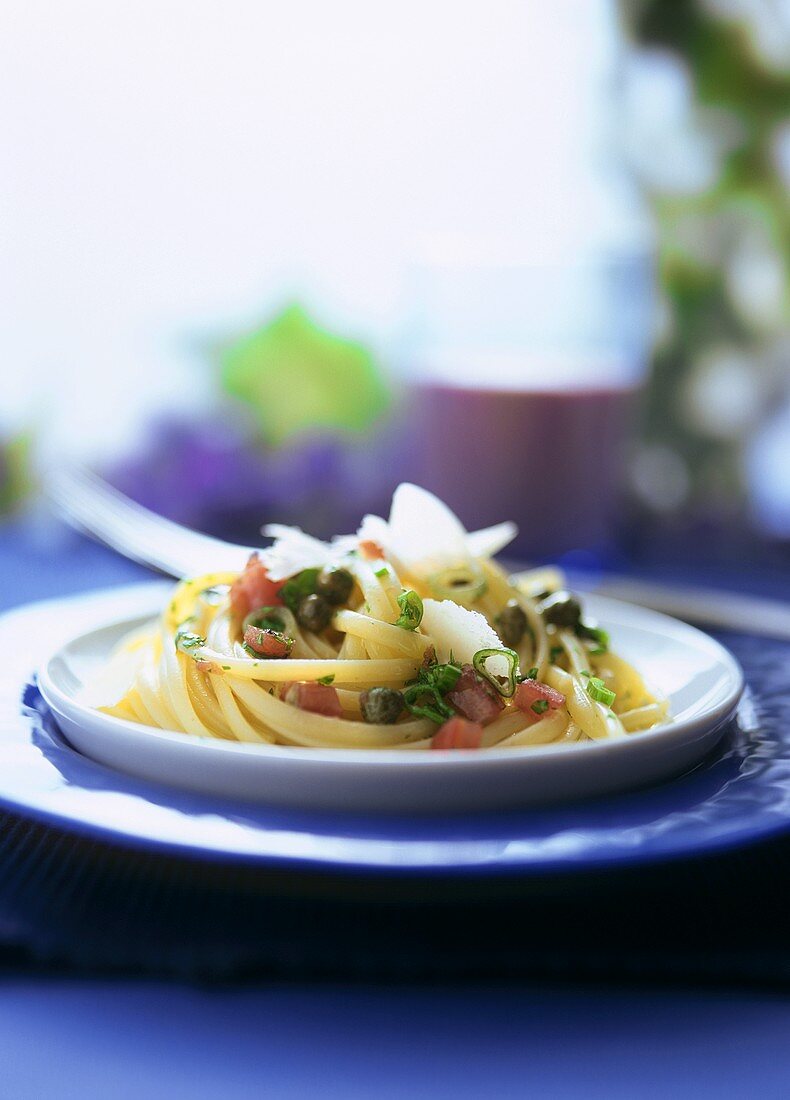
(401, 252, 653, 557)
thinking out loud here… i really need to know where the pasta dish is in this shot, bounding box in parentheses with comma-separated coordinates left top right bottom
(91, 485, 668, 750)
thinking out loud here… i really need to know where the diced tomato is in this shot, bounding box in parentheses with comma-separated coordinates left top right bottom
(446, 665, 504, 725)
(230, 553, 283, 621)
(359, 539, 385, 561)
(431, 716, 484, 750)
(282, 681, 343, 718)
(243, 625, 293, 658)
(514, 679, 566, 723)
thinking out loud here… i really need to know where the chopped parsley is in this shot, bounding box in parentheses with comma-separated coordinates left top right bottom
(531, 699, 550, 715)
(279, 568, 320, 613)
(316, 674, 335, 685)
(403, 656, 462, 723)
(243, 607, 286, 635)
(175, 630, 205, 654)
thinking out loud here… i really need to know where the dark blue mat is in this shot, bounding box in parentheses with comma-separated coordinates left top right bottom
(1, 525, 790, 983)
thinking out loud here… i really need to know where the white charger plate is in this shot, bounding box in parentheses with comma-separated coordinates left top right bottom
(37, 583, 744, 813)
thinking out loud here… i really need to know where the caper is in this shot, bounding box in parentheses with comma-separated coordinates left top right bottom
(296, 593, 333, 633)
(538, 590, 583, 628)
(495, 600, 528, 647)
(360, 687, 404, 725)
(316, 566, 354, 606)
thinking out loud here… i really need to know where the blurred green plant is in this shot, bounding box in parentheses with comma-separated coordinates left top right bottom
(0, 431, 34, 515)
(218, 303, 391, 447)
(619, 0, 790, 520)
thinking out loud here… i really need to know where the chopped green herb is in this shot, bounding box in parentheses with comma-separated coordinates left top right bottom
(522, 666, 539, 681)
(243, 606, 286, 635)
(222, 665, 231, 670)
(279, 568, 320, 613)
(531, 699, 550, 715)
(550, 645, 564, 664)
(431, 662, 462, 694)
(175, 630, 205, 654)
(403, 681, 455, 724)
(586, 676, 616, 706)
(578, 623, 610, 654)
(316, 674, 335, 685)
(402, 657, 462, 723)
(394, 590, 423, 631)
(406, 660, 462, 695)
(374, 566, 388, 578)
(473, 648, 520, 697)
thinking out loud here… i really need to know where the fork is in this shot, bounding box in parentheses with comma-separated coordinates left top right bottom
(45, 465, 251, 578)
(46, 465, 790, 639)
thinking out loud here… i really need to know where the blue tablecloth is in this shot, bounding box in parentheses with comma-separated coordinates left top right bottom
(2, 979, 790, 1099)
(2, 518, 790, 1098)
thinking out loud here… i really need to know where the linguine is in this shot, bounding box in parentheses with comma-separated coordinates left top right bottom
(90, 485, 668, 751)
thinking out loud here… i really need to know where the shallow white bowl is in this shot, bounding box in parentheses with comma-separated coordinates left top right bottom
(38, 585, 744, 813)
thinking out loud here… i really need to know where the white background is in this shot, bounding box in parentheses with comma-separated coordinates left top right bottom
(1, 0, 629, 456)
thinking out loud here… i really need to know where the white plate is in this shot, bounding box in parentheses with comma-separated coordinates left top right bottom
(37, 583, 744, 813)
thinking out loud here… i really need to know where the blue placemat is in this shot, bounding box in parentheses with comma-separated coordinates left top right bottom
(0, 627, 788, 983)
(1, 520, 790, 983)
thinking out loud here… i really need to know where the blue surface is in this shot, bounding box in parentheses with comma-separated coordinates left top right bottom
(3, 517, 790, 1093)
(2, 981, 790, 1099)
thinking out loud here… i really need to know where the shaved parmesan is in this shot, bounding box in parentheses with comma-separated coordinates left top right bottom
(357, 483, 517, 579)
(259, 525, 355, 581)
(421, 599, 516, 680)
(465, 521, 518, 559)
(258, 483, 517, 584)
